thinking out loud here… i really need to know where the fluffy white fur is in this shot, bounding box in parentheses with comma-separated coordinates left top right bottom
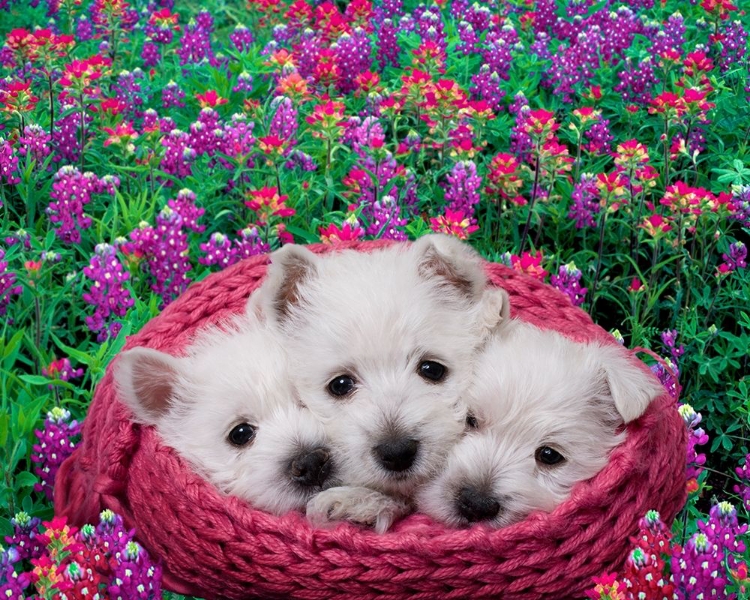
(254, 235, 508, 531)
(417, 319, 664, 528)
(114, 315, 333, 515)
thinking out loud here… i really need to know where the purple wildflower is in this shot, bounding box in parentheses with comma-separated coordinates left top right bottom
(614, 57, 659, 105)
(366, 195, 407, 241)
(188, 108, 223, 157)
(661, 329, 685, 363)
(233, 71, 253, 93)
(672, 502, 747, 599)
(82, 243, 134, 341)
(31, 407, 82, 501)
(719, 241, 747, 273)
(160, 129, 195, 181)
(42, 357, 84, 383)
(18, 124, 52, 166)
(230, 24, 254, 52)
(269, 96, 299, 147)
(470, 67, 505, 111)
(444, 160, 481, 222)
(0, 137, 20, 185)
(335, 28, 372, 94)
(734, 454, 750, 512)
(551, 262, 587, 306)
(377, 18, 400, 70)
(162, 81, 186, 109)
(96, 509, 130, 554)
(0, 248, 22, 316)
(108, 540, 163, 600)
(583, 116, 613, 155)
(177, 18, 214, 66)
(718, 19, 748, 73)
(679, 404, 708, 484)
(76, 15, 94, 40)
(568, 174, 600, 228)
(5, 511, 44, 561)
(729, 185, 750, 228)
(131, 190, 204, 305)
(651, 358, 680, 399)
(142, 41, 161, 68)
(47, 167, 119, 244)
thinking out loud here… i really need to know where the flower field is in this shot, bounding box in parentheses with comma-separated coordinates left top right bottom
(0, 0, 748, 596)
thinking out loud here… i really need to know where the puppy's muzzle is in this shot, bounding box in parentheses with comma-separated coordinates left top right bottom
(289, 448, 332, 488)
(456, 486, 500, 522)
(374, 437, 419, 472)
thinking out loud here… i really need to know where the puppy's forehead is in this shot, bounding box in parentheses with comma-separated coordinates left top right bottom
(473, 325, 605, 421)
(183, 326, 294, 419)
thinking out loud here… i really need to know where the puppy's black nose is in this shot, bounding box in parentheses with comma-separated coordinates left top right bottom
(374, 438, 419, 472)
(290, 447, 332, 487)
(457, 487, 501, 522)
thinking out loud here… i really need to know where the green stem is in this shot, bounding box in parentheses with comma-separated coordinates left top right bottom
(519, 143, 541, 253)
(589, 208, 608, 316)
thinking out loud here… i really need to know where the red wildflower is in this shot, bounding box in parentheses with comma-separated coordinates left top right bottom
(319, 221, 365, 244)
(257, 135, 288, 157)
(313, 48, 341, 87)
(614, 139, 650, 170)
(510, 251, 548, 281)
(629, 278, 645, 293)
(277, 72, 310, 102)
(0, 80, 39, 113)
(585, 573, 626, 600)
(59, 55, 112, 99)
(100, 98, 127, 115)
(640, 214, 672, 237)
(149, 7, 180, 29)
(245, 187, 295, 222)
(700, 0, 737, 20)
(266, 49, 297, 71)
(354, 71, 381, 97)
(486, 152, 525, 205)
(103, 122, 138, 148)
(285, 0, 314, 31)
(306, 100, 346, 137)
(522, 109, 558, 140)
(648, 92, 684, 119)
(660, 181, 703, 215)
(429, 209, 478, 240)
(412, 40, 447, 74)
(195, 90, 228, 108)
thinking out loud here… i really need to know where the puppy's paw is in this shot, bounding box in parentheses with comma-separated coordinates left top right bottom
(306, 486, 411, 533)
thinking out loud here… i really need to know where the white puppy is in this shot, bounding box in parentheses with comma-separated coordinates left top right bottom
(114, 315, 333, 515)
(417, 319, 664, 528)
(252, 235, 508, 532)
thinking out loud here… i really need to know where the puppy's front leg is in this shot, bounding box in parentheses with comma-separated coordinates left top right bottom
(306, 486, 411, 533)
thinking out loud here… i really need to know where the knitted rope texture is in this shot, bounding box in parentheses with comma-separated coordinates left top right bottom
(55, 240, 688, 600)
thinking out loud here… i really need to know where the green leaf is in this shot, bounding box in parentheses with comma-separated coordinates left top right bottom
(0, 413, 8, 448)
(285, 225, 320, 244)
(19, 374, 52, 386)
(14, 471, 38, 489)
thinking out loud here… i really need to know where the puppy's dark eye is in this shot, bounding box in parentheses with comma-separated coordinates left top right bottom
(228, 423, 256, 447)
(418, 360, 447, 382)
(535, 446, 565, 466)
(466, 413, 478, 429)
(328, 375, 356, 397)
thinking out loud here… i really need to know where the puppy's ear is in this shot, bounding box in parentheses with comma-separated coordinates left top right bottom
(115, 347, 183, 424)
(597, 345, 664, 423)
(252, 244, 318, 323)
(478, 287, 511, 336)
(412, 234, 487, 299)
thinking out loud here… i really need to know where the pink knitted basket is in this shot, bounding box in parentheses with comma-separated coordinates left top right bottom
(55, 240, 688, 600)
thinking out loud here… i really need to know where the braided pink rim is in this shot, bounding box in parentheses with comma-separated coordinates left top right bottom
(55, 240, 688, 600)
